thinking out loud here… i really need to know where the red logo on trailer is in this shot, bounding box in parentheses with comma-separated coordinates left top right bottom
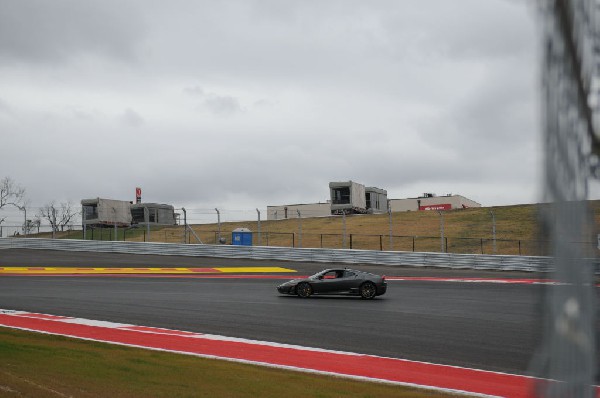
(419, 204, 451, 211)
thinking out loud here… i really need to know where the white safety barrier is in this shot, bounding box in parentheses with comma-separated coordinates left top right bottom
(0, 237, 560, 272)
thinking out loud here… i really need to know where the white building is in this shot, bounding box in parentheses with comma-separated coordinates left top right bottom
(266, 203, 331, 220)
(388, 193, 481, 212)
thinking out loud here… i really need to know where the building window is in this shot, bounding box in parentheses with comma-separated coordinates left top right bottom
(131, 208, 145, 223)
(82, 205, 98, 220)
(332, 187, 350, 204)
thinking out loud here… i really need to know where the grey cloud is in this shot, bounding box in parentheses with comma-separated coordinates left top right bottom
(203, 95, 243, 116)
(0, 98, 12, 116)
(184, 86, 243, 115)
(119, 108, 144, 127)
(0, 1, 145, 64)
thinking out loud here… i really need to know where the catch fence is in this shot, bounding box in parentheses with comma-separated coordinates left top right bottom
(9, 225, 597, 257)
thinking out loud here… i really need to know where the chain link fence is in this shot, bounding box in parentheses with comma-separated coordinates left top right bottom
(5, 223, 599, 257)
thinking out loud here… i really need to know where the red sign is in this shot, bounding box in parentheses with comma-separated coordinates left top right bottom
(135, 187, 142, 204)
(419, 204, 451, 211)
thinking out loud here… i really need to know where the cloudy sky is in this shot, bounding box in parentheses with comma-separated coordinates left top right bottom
(0, 0, 542, 223)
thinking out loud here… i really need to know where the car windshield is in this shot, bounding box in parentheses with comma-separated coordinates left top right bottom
(309, 271, 325, 279)
(309, 270, 344, 279)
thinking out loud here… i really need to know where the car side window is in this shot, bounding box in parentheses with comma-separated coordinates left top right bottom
(323, 271, 337, 279)
(343, 271, 356, 278)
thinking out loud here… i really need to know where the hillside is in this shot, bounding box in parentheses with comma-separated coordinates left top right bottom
(44, 201, 600, 256)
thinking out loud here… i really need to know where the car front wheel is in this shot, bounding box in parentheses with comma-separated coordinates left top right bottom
(359, 282, 377, 299)
(296, 282, 312, 298)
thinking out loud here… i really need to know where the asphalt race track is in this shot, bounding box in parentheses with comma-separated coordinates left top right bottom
(0, 249, 545, 375)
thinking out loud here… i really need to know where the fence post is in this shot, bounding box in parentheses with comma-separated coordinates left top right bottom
(342, 212, 347, 249)
(379, 235, 383, 251)
(215, 208, 221, 244)
(489, 210, 497, 254)
(350, 234, 353, 249)
(297, 210, 302, 248)
(292, 233, 295, 248)
(182, 207, 187, 244)
(481, 238, 484, 254)
(256, 208, 261, 246)
(412, 236, 415, 252)
(320, 234, 323, 248)
(438, 211, 445, 253)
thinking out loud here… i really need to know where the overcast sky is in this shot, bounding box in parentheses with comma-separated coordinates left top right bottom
(0, 0, 543, 223)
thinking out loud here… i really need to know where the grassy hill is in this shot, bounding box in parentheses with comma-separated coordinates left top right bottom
(49, 201, 600, 256)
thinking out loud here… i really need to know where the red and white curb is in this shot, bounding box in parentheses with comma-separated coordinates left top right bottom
(0, 309, 541, 398)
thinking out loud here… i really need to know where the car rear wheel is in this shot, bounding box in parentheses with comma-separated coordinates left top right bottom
(359, 282, 377, 299)
(296, 282, 312, 298)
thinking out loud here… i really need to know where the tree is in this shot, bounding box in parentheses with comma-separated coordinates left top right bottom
(38, 201, 79, 237)
(0, 177, 25, 226)
(22, 217, 41, 235)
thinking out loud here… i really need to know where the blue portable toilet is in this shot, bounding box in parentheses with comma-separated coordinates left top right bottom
(232, 228, 253, 246)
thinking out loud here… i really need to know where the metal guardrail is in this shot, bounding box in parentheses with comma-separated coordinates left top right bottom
(0, 238, 554, 272)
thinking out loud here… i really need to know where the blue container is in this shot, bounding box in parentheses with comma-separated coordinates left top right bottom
(231, 228, 253, 246)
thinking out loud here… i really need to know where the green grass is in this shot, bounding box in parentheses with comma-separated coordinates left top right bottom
(0, 327, 460, 398)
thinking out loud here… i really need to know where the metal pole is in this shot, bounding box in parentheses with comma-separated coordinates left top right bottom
(342, 211, 347, 249)
(82, 204, 86, 240)
(215, 208, 221, 243)
(489, 210, 497, 254)
(111, 207, 117, 241)
(144, 206, 149, 242)
(438, 211, 445, 253)
(256, 208, 261, 246)
(297, 210, 302, 248)
(182, 207, 187, 244)
(388, 208, 393, 251)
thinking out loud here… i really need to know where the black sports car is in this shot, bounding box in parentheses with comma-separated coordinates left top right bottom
(277, 268, 387, 299)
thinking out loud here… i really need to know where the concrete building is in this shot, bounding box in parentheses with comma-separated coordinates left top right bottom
(81, 198, 132, 227)
(365, 186, 388, 213)
(131, 203, 177, 226)
(329, 181, 367, 214)
(388, 193, 481, 212)
(81, 198, 177, 227)
(267, 203, 331, 220)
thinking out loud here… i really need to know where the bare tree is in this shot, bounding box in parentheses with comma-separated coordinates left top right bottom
(38, 201, 79, 236)
(0, 177, 25, 226)
(22, 217, 41, 235)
